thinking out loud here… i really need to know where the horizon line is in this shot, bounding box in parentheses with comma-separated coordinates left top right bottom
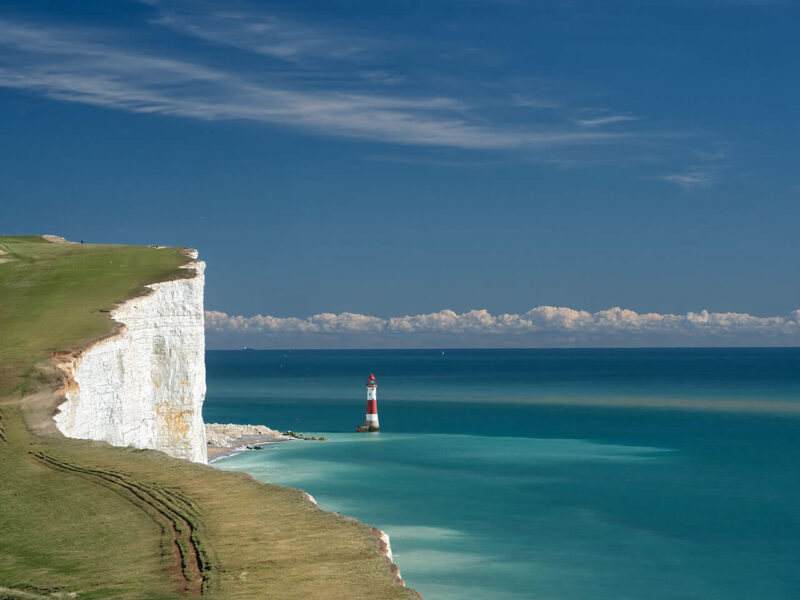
(205, 345, 800, 351)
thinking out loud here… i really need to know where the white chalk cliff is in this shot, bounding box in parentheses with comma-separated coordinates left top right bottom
(54, 251, 208, 464)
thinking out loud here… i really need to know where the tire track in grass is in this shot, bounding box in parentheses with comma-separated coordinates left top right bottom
(31, 452, 212, 595)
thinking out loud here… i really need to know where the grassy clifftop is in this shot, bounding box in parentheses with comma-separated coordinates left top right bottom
(0, 236, 191, 399)
(0, 236, 418, 600)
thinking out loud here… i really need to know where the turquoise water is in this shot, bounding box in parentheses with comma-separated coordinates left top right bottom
(208, 349, 800, 599)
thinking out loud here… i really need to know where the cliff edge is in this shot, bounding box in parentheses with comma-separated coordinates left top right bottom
(53, 250, 208, 463)
(0, 235, 420, 599)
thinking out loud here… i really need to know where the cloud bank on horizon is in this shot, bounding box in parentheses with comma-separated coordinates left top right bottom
(205, 306, 800, 349)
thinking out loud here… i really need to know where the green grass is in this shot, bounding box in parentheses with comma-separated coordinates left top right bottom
(0, 236, 419, 600)
(0, 236, 190, 397)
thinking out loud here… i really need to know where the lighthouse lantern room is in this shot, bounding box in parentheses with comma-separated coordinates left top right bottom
(356, 373, 380, 432)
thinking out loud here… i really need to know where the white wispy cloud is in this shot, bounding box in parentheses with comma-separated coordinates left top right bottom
(205, 306, 800, 348)
(660, 169, 717, 190)
(575, 115, 641, 127)
(662, 144, 727, 190)
(360, 70, 408, 86)
(146, 0, 365, 62)
(510, 93, 560, 109)
(0, 18, 632, 150)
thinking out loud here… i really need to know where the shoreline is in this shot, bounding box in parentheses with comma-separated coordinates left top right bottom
(208, 436, 292, 463)
(206, 422, 419, 595)
(206, 422, 294, 462)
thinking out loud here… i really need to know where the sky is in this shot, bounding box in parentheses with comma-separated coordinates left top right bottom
(1, 0, 799, 348)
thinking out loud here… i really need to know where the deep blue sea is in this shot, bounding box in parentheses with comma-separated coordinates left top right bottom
(206, 348, 800, 600)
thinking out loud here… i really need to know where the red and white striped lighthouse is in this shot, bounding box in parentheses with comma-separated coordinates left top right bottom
(356, 373, 380, 432)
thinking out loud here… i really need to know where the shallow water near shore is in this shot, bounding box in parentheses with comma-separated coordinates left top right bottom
(207, 348, 800, 599)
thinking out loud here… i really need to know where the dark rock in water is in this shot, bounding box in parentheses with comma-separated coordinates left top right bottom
(319, 437, 328, 441)
(356, 425, 380, 432)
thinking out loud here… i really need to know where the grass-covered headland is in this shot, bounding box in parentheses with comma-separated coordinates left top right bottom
(0, 236, 419, 600)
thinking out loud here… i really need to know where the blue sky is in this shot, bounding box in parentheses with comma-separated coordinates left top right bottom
(2, 0, 799, 347)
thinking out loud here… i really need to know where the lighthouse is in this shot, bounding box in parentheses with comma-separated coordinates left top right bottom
(356, 373, 380, 432)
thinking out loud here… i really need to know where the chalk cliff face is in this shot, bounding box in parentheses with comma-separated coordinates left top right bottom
(54, 252, 208, 464)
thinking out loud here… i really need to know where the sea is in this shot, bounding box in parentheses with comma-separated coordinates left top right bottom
(205, 348, 800, 600)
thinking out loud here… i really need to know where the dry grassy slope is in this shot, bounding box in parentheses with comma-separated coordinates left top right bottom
(0, 236, 419, 600)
